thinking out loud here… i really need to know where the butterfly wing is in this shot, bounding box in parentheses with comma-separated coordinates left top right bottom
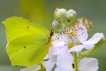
(2, 17, 50, 66)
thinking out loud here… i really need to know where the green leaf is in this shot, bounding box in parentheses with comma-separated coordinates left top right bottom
(2, 17, 50, 66)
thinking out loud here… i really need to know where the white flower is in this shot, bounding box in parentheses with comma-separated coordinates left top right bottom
(62, 18, 89, 44)
(50, 17, 104, 71)
(20, 65, 40, 71)
(62, 18, 105, 52)
(42, 40, 73, 71)
(79, 58, 98, 71)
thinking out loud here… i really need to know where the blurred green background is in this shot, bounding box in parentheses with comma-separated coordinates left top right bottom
(0, 0, 106, 71)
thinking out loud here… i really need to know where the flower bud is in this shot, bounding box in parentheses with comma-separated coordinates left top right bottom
(67, 9, 76, 24)
(67, 9, 76, 17)
(55, 8, 67, 22)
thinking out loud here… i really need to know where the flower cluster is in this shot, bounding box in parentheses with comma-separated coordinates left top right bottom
(20, 8, 105, 71)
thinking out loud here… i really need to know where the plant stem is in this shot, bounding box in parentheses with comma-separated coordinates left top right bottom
(38, 63, 46, 71)
(73, 52, 78, 71)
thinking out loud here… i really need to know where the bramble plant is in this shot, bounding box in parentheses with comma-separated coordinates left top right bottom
(2, 8, 105, 71)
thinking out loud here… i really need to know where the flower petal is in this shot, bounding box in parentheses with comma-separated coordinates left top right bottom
(56, 53, 73, 70)
(76, 23, 88, 42)
(79, 58, 98, 71)
(42, 53, 56, 71)
(52, 40, 66, 47)
(20, 65, 40, 71)
(55, 67, 70, 71)
(68, 45, 84, 52)
(82, 33, 105, 49)
(50, 45, 68, 56)
(44, 52, 53, 60)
